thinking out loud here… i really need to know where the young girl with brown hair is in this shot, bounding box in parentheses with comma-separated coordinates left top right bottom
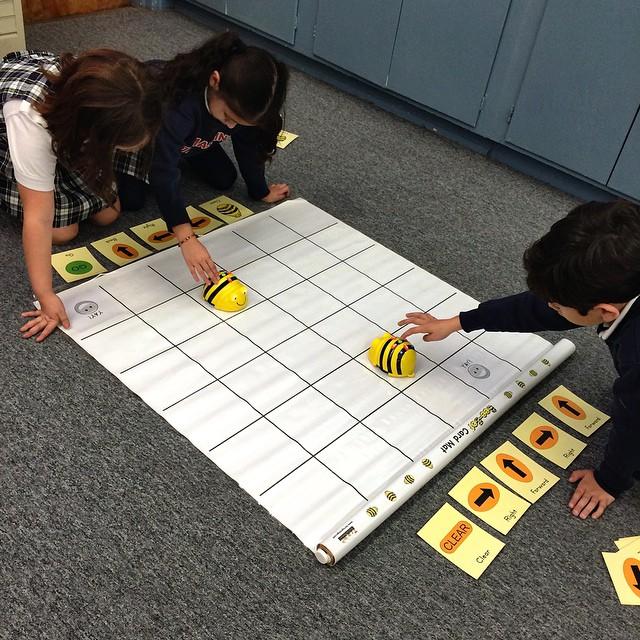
(0, 49, 161, 341)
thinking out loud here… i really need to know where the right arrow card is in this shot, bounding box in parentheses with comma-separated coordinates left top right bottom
(538, 385, 609, 436)
(481, 441, 559, 502)
(512, 412, 587, 468)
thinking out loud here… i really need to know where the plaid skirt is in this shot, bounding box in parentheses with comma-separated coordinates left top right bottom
(0, 146, 147, 228)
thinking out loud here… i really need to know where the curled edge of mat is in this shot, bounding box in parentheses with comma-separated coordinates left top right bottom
(314, 337, 576, 565)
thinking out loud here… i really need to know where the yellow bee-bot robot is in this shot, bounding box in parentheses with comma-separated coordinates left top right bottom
(202, 271, 248, 312)
(368, 332, 416, 378)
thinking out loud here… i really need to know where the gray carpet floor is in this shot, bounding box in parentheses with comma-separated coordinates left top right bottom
(1, 7, 638, 639)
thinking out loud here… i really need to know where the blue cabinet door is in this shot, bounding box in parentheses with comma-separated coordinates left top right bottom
(505, 1, 640, 183)
(226, 0, 298, 44)
(312, 0, 403, 87)
(387, 0, 511, 127)
(190, 0, 226, 12)
(608, 114, 640, 200)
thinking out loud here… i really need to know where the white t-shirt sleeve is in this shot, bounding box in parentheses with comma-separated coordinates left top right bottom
(3, 99, 56, 191)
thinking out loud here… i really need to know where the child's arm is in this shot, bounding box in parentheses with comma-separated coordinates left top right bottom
(399, 312, 461, 341)
(18, 185, 70, 341)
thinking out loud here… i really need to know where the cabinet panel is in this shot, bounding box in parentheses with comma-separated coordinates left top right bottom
(313, 0, 402, 87)
(387, 0, 510, 127)
(186, 0, 226, 12)
(226, 0, 298, 44)
(608, 113, 640, 200)
(505, 1, 640, 183)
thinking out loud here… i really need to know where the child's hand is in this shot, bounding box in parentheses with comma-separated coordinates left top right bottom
(568, 469, 615, 519)
(398, 312, 462, 342)
(20, 291, 70, 342)
(180, 236, 219, 285)
(262, 183, 290, 204)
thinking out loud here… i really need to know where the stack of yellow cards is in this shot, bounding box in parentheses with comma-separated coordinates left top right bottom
(602, 536, 640, 605)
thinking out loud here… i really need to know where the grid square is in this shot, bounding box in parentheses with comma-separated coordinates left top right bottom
(269, 330, 351, 384)
(439, 341, 520, 397)
(269, 199, 338, 236)
(258, 459, 364, 548)
(355, 350, 435, 390)
(310, 263, 379, 305)
(363, 395, 452, 458)
(180, 323, 262, 378)
(227, 300, 305, 351)
(98, 263, 182, 314)
(163, 381, 260, 451)
(145, 249, 197, 292)
(233, 215, 302, 253)
(314, 361, 399, 420)
(316, 424, 410, 497)
(271, 280, 344, 326)
(223, 354, 307, 414)
(120, 349, 214, 413)
(313, 307, 382, 357)
(82, 317, 172, 374)
(345, 245, 414, 285)
(234, 256, 304, 298)
(201, 228, 266, 271)
(474, 331, 550, 369)
(64, 286, 132, 340)
(267, 387, 357, 454)
(272, 238, 340, 278)
(206, 418, 310, 498)
(387, 268, 457, 312)
(351, 288, 419, 333)
(403, 367, 487, 426)
(408, 330, 470, 365)
(310, 222, 374, 259)
(140, 294, 221, 344)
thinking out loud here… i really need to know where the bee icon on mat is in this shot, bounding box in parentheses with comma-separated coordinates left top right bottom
(368, 332, 416, 378)
(202, 271, 248, 312)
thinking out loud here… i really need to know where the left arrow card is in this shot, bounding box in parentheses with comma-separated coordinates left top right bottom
(130, 218, 178, 249)
(51, 246, 106, 283)
(92, 231, 152, 266)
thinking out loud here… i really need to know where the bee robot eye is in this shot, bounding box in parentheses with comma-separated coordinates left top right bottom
(202, 271, 248, 312)
(368, 332, 416, 378)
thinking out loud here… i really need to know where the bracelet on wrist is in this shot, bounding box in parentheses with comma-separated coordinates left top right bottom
(178, 233, 196, 247)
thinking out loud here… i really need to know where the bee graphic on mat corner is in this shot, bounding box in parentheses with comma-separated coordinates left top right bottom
(368, 332, 416, 378)
(202, 271, 248, 312)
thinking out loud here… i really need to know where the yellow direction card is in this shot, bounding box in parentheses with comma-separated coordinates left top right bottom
(448, 467, 530, 535)
(512, 412, 587, 469)
(51, 246, 106, 283)
(276, 130, 299, 149)
(538, 385, 609, 437)
(91, 232, 151, 266)
(198, 196, 254, 224)
(417, 502, 505, 579)
(602, 549, 640, 605)
(615, 536, 640, 551)
(186, 206, 224, 236)
(480, 441, 559, 503)
(130, 218, 178, 250)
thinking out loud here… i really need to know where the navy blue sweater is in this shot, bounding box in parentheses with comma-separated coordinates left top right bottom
(149, 91, 269, 229)
(460, 291, 640, 498)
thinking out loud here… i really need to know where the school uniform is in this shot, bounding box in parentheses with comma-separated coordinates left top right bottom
(149, 88, 270, 230)
(0, 50, 145, 227)
(459, 291, 640, 498)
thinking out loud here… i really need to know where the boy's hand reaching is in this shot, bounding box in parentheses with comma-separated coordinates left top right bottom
(20, 291, 70, 342)
(398, 312, 462, 342)
(568, 469, 615, 519)
(262, 183, 289, 204)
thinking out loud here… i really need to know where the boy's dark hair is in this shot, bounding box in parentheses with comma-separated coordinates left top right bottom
(524, 200, 640, 315)
(159, 32, 288, 162)
(37, 49, 162, 202)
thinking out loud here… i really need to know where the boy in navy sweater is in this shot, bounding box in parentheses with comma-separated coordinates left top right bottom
(399, 200, 640, 519)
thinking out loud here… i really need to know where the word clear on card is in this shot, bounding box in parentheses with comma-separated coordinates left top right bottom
(448, 466, 530, 535)
(417, 502, 505, 579)
(538, 385, 609, 437)
(512, 412, 586, 469)
(481, 441, 559, 502)
(51, 246, 106, 283)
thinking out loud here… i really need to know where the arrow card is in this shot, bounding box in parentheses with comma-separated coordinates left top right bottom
(480, 441, 559, 502)
(91, 232, 152, 266)
(186, 206, 224, 236)
(417, 502, 505, 579)
(512, 412, 586, 468)
(538, 385, 609, 436)
(130, 218, 178, 249)
(602, 548, 640, 605)
(448, 466, 530, 534)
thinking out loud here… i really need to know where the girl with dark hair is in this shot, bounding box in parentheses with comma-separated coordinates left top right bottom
(1, 49, 162, 342)
(149, 32, 290, 284)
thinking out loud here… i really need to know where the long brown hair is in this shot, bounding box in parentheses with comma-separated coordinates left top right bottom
(160, 32, 288, 161)
(36, 49, 162, 201)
